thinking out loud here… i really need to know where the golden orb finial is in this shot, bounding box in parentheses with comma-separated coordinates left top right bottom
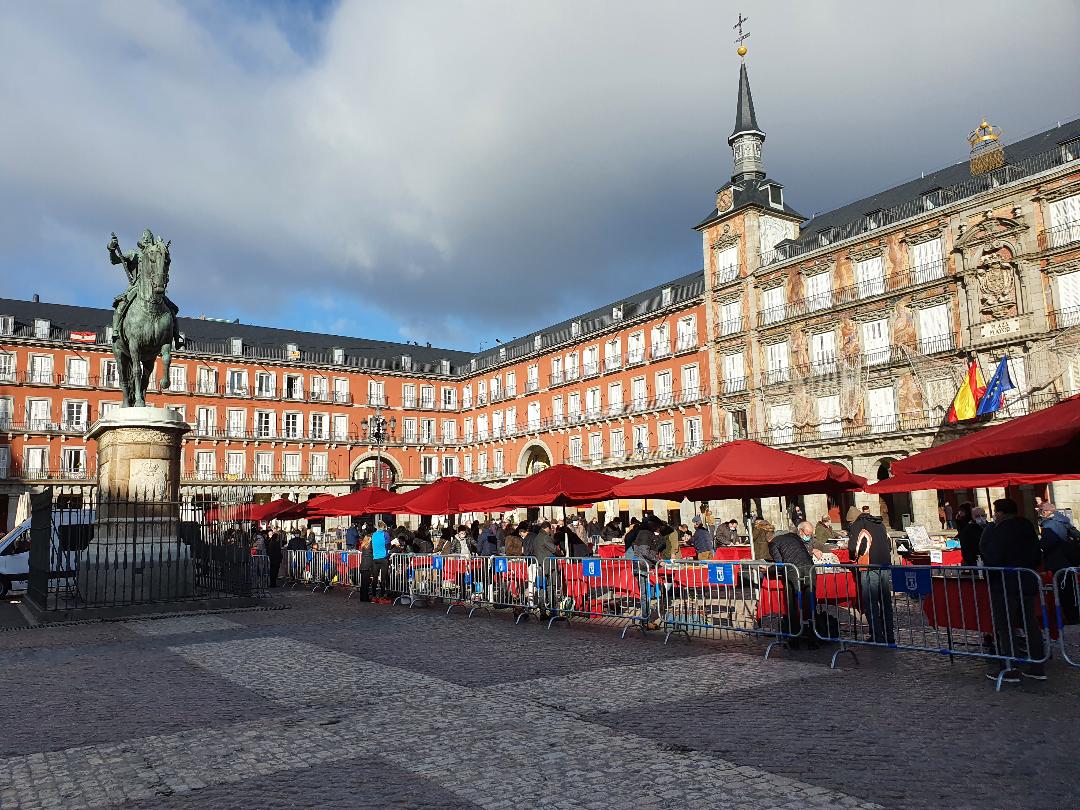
(737, 44, 747, 57)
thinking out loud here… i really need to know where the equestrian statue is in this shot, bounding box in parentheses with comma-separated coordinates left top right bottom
(107, 229, 183, 407)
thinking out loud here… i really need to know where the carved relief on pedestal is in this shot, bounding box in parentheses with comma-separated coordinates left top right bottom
(890, 296, 917, 349)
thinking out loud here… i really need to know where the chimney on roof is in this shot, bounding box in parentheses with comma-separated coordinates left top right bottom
(33, 293, 39, 303)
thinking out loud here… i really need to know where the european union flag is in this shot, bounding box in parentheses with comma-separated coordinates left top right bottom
(976, 357, 1016, 416)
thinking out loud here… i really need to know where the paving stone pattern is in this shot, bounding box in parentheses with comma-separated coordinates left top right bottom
(0, 591, 1076, 809)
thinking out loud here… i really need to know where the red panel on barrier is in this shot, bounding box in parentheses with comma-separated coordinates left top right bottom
(712, 546, 752, 562)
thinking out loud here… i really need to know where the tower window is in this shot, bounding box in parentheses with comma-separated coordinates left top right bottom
(768, 184, 783, 207)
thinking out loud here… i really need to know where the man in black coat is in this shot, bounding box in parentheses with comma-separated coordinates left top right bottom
(980, 498, 1046, 682)
(767, 530, 817, 648)
(847, 507, 895, 644)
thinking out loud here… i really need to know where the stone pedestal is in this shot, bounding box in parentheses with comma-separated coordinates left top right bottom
(81, 407, 192, 603)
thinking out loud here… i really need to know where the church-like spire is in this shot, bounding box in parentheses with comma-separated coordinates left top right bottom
(731, 62, 760, 139)
(727, 15, 766, 183)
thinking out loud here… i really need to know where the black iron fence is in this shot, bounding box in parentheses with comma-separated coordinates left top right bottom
(25, 485, 269, 612)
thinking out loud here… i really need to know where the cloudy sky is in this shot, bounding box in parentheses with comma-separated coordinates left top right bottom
(2, 0, 1078, 351)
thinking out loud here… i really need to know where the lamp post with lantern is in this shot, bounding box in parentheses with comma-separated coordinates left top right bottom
(361, 404, 396, 489)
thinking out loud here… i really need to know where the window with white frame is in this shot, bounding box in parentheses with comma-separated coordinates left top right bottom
(527, 401, 541, 430)
(627, 332, 645, 364)
(61, 447, 85, 477)
(462, 384, 473, 409)
(604, 339, 621, 371)
(633, 424, 649, 454)
(332, 414, 348, 441)
(227, 369, 248, 396)
(421, 384, 435, 408)
(1048, 194, 1080, 248)
(867, 386, 898, 433)
(310, 453, 328, 479)
(169, 364, 188, 393)
(491, 411, 504, 438)
(443, 456, 458, 477)
(681, 365, 700, 402)
(367, 380, 384, 406)
(284, 373, 303, 400)
(715, 244, 739, 284)
(24, 446, 48, 476)
(684, 416, 703, 450)
(631, 377, 647, 410)
(650, 323, 670, 357)
(607, 381, 623, 414)
(552, 396, 564, 425)
(722, 352, 745, 394)
(662, 287, 673, 306)
(568, 391, 581, 421)
(225, 451, 245, 476)
(585, 388, 601, 419)
(610, 428, 626, 459)
(463, 416, 474, 441)
(810, 331, 837, 375)
(0, 352, 14, 381)
(569, 435, 583, 464)
(655, 370, 673, 406)
(804, 271, 833, 311)
(478, 451, 488, 474)
(589, 432, 603, 464)
(100, 400, 121, 418)
(29, 354, 53, 384)
(282, 453, 301, 479)
(0, 446, 9, 478)
(196, 406, 216, 435)
(0, 396, 12, 428)
(310, 376, 328, 402)
(66, 357, 88, 386)
(227, 408, 246, 438)
(550, 357, 563, 385)
(761, 286, 785, 324)
(658, 421, 675, 453)
(493, 449, 504, 473)
(309, 412, 327, 440)
(34, 318, 50, 339)
(254, 371, 274, 398)
(571, 320, 582, 338)
(770, 404, 794, 444)
(403, 417, 418, 443)
(676, 316, 697, 350)
(196, 366, 218, 394)
(861, 318, 890, 366)
(565, 352, 579, 381)
(195, 451, 217, 477)
(441, 386, 456, 410)
(764, 341, 790, 384)
(26, 398, 50, 430)
(911, 238, 945, 283)
(855, 256, 886, 298)
(421, 418, 436, 443)
(255, 452, 274, 478)
(477, 414, 488, 440)
(505, 371, 517, 396)
(527, 364, 539, 391)
(476, 379, 487, 405)
(534, 334, 543, 351)
(282, 411, 301, 439)
(720, 299, 742, 335)
(495, 410, 507, 438)
(488, 377, 500, 402)
(255, 410, 275, 438)
(1056, 270, 1080, 327)
(63, 400, 87, 431)
(817, 395, 841, 438)
(442, 419, 457, 443)
(0, 316, 11, 336)
(463, 455, 473, 476)
(917, 303, 952, 354)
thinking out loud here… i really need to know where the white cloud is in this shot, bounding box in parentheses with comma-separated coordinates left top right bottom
(1, 0, 1078, 346)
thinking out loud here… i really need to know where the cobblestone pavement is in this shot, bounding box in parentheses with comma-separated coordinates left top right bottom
(1, 592, 1078, 809)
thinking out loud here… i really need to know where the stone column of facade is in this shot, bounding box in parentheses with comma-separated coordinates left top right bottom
(81, 407, 191, 604)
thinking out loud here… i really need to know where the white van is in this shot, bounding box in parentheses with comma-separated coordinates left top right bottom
(0, 510, 94, 597)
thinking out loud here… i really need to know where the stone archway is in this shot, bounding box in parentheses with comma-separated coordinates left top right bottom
(875, 458, 912, 531)
(518, 441, 553, 476)
(351, 453, 402, 490)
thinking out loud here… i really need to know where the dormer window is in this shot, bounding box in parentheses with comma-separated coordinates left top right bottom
(1061, 137, 1080, 162)
(818, 229, 837, 247)
(470, 358, 477, 372)
(333, 347, 345, 365)
(440, 359, 451, 375)
(865, 210, 883, 231)
(229, 337, 243, 356)
(0, 315, 13, 336)
(401, 354, 412, 372)
(661, 287, 673, 306)
(286, 342, 299, 360)
(534, 334, 543, 350)
(612, 304, 624, 321)
(498, 346, 507, 361)
(768, 184, 783, 208)
(571, 320, 581, 337)
(34, 318, 50, 339)
(921, 188, 946, 211)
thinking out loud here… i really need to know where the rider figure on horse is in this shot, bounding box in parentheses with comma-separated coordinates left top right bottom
(108, 229, 183, 349)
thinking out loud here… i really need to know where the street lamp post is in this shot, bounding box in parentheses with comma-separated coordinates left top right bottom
(361, 403, 396, 489)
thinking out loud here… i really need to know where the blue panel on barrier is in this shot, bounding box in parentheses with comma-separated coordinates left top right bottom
(306, 551, 313, 561)
(341, 553, 348, 563)
(891, 566, 931, 596)
(582, 559, 602, 578)
(537, 575, 547, 588)
(474, 582, 484, 593)
(494, 557, 508, 573)
(707, 563, 735, 585)
(432, 556, 443, 570)
(464, 573, 473, 585)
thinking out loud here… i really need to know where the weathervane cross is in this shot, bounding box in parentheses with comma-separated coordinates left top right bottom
(734, 12, 750, 47)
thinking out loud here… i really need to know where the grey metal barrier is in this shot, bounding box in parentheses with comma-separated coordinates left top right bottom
(811, 563, 1050, 690)
(657, 559, 808, 658)
(250, 554, 271, 594)
(1053, 567, 1080, 667)
(392, 553, 439, 607)
(540, 556, 652, 639)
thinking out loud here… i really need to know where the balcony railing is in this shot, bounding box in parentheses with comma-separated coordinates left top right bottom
(604, 357, 622, 372)
(0, 460, 96, 481)
(625, 348, 646, 367)
(1039, 220, 1080, 251)
(582, 362, 601, 379)
(525, 379, 540, 393)
(182, 469, 338, 483)
(649, 343, 671, 360)
(917, 334, 955, 356)
(1051, 306, 1080, 330)
(719, 377, 748, 395)
(674, 333, 699, 354)
(716, 316, 747, 338)
(715, 265, 739, 286)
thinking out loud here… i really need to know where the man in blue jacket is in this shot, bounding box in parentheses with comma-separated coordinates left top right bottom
(371, 521, 390, 601)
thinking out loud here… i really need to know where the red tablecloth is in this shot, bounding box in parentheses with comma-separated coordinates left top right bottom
(756, 570, 858, 619)
(921, 575, 1058, 639)
(712, 546, 752, 561)
(901, 550, 964, 566)
(653, 562, 743, 588)
(597, 543, 627, 559)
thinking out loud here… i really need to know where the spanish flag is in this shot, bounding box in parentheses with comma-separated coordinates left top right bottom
(947, 359, 987, 423)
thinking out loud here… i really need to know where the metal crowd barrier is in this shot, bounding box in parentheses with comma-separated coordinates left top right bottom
(250, 554, 271, 594)
(1053, 567, 1080, 667)
(541, 557, 652, 638)
(657, 559, 806, 658)
(812, 563, 1051, 690)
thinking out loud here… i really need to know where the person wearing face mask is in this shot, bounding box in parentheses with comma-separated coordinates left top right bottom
(954, 502, 983, 567)
(766, 527, 818, 649)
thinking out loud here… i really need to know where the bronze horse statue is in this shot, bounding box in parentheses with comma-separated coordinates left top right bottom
(108, 230, 181, 407)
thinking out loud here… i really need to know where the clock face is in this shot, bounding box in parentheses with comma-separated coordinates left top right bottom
(717, 189, 734, 212)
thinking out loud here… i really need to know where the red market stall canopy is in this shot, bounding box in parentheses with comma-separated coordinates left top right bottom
(308, 487, 395, 517)
(459, 464, 622, 511)
(380, 477, 498, 516)
(891, 393, 1080, 476)
(865, 471, 1078, 494)
(273, 494, 336, 521)
(610, 440, 867, 501)
(205, 497, 296, 523)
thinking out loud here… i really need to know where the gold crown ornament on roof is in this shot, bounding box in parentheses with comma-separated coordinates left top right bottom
(969, 118, 1004, 176)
